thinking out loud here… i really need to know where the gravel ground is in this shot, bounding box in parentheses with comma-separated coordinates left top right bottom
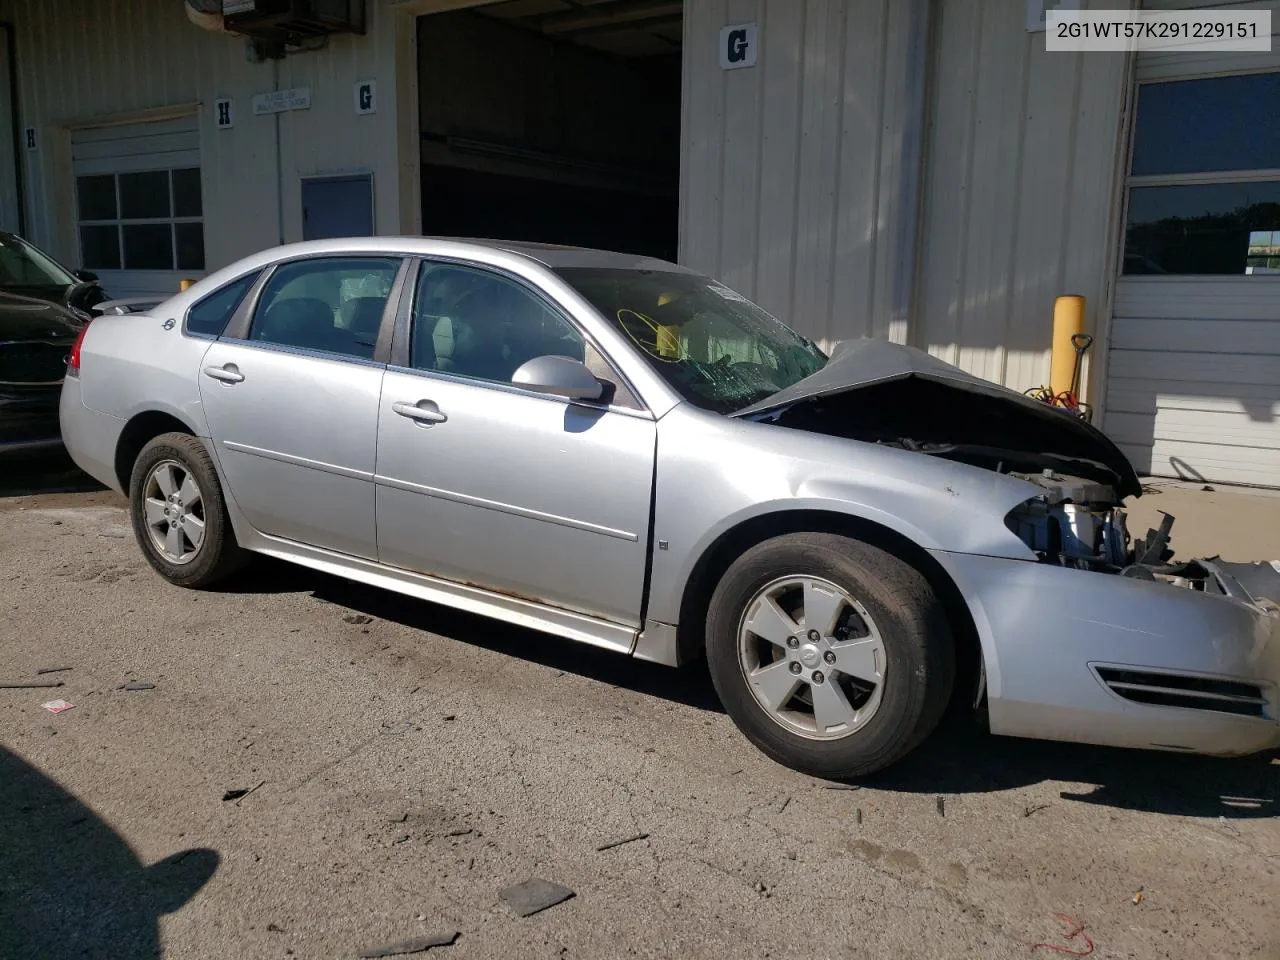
(1, 460, 1277, 960)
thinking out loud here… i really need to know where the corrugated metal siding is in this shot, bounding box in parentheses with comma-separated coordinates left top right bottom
(8, 0, 415, 275)
(680, 0, 920, 348)
(70, 116, 201, 174)
(0, 4, 19, 234)
(915, 0, 1134, 392)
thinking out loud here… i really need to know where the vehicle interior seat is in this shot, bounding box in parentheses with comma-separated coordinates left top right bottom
(431, 315, 456, 373)
(340, 296, 385, 358)
(253, 297, 344, 354)
(438, 283, 520, 382)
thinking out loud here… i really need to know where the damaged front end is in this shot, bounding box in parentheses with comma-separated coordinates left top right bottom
(1003, 474, 1280, 611)
(737, 337, 1280, 611)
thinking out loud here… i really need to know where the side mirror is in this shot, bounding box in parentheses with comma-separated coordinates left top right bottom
(73, 269, 99, 283)
(511, 355, 603, 401)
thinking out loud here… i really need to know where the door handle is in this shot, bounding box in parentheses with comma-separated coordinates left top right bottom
(203, 363, 245, 384)
(393, 400, 447, 425)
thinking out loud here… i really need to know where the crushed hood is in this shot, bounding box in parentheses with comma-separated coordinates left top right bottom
(733, 337, 1142, 499)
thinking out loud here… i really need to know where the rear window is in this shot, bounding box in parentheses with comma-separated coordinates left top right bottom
(185, 271, 260, 338)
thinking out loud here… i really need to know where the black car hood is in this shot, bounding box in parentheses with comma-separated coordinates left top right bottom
(0, 290, 85, 342)
(733, 337, 1142, 498)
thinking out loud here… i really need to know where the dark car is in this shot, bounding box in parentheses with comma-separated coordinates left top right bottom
(0, 232, 109, 457)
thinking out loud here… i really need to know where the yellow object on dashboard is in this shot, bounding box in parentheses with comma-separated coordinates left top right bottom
(655, 324, 680, 358)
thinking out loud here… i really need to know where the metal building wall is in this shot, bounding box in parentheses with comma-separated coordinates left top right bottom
(915, 0, 1135, 393)
(680, 0, 929, 348)
(0, 0, 19, 234)
(5, 0, 418, 274)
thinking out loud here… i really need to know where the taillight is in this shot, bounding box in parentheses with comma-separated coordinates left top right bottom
(66, 321, 92, 377)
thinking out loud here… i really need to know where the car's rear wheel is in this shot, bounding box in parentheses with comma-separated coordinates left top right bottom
(129, 432, 246, 588)
(706, 532, 954, 779)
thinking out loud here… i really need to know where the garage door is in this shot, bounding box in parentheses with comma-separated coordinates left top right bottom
(71, 114, 205, 299)
(1106, 2, 1280, 488)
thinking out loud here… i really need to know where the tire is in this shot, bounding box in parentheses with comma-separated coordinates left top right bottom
(705, 532, 954, 779)
(128, 432, 247, 588)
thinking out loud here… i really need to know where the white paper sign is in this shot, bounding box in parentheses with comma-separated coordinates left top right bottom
(252, 87, 312, 116)
(719, 23, 758, 70)
(214, 98, 234, 129)
(354, 80, 376, 115)
(1027, 0, 1082, 33)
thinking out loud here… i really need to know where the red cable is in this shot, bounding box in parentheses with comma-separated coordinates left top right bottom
(1029, 913, 1095, 956)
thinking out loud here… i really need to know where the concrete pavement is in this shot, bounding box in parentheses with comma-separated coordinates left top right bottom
(0, 465, 1277, 959)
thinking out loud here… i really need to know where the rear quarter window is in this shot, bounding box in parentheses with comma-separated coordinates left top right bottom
(185, 271, 261, 338)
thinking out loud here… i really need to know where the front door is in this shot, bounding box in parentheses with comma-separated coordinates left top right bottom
(374, 260, 656, 625)
(200, 254, 402, 559)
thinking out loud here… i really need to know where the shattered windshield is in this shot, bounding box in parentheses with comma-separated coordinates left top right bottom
(556, 267, 827, 414)
(0, 234, 77, 290)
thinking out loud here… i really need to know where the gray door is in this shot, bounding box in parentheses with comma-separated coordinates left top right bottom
(302, 175, 374, 241)
(199, 255, 401, 559)
(374, 260, 656, 626)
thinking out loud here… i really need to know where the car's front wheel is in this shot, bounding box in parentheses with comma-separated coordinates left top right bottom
(128, 432, 246, 588)
(706, 532, 955, 779)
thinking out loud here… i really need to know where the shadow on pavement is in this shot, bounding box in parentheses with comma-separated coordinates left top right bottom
(0, 452, 105, 498)
(866, 719, 1279, 819)
(228, 560, 1278, 819)
(306, 565, 725, 714)
(0, 747, 219, 960)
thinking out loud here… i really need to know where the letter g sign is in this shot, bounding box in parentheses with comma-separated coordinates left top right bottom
(719, 22, 759, 70)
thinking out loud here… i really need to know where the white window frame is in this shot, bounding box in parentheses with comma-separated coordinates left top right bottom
(75, 167, 205, 273)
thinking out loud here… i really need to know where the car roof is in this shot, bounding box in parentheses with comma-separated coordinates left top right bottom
(251, 236, 697, 275)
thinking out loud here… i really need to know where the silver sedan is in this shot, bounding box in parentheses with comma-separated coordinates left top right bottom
(59, 238, 1280, 778)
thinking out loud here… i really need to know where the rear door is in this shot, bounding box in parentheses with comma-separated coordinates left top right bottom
(373, 259, 656, 625)
(199, 255, 404, 560)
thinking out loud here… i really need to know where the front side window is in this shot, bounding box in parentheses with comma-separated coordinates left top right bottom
(186, 271, 261, 338)
(556, 268, 826, 415)
(1123, 72, 1280, 276)
(248, 257, 400, 360)
(410, 262, 586, 384)
(75, 167, 206, 272)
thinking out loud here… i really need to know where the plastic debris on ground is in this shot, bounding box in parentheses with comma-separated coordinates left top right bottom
(499, 878, 576, 917)
(356, 931, 459, 957)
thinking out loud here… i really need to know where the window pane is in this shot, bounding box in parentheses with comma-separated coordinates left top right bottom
(175, 222, 205, 270)
(173, 168, 202, 217)
(1132, 73, 1280, 177)
(122, 223, 174, 269)
(1124, 181, 1280, 275)
(80, 225, 120, 270)
(250, 257, 401, 360)
(411, 262, 585, 383)
(119, 171, 171, 219)
(76, 175, 117, 221)
(186, 271, 260, 337)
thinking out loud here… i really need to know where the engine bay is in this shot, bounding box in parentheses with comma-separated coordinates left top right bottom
(1001, 471, 1280, 610)
(763, 382, 1280, 610)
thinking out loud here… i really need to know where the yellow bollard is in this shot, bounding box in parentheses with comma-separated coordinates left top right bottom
(178, 278, 195, 292)
(1050, 295, 1086, 397)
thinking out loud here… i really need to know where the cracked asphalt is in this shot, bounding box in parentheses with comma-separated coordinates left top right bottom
(1, 459, 1277, 959)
